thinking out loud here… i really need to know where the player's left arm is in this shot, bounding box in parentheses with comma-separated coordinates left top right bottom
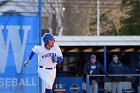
(56, 56, 63, 63)
(52, 44, 63, 63)
(52, 55, 63, 63)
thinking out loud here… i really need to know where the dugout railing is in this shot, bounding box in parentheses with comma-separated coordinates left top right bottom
(86, 74, 140, 93)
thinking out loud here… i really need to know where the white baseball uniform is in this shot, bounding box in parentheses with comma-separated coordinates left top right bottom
(32, 43, 63, 90)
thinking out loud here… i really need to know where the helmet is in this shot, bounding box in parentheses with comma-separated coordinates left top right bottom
(112, 54, 118, 58)
(90, 55, 96, 59)
(43, 33, 54, 44)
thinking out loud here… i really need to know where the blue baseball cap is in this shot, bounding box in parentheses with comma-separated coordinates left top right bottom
(43, 33, 54, 44)
(90, 55, 96, 59)
(112, 54, 118, 58)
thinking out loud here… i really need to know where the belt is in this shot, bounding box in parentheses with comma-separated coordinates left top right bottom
(39, 66, 55, 70)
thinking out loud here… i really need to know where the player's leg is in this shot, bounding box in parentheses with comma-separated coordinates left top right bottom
(38, 68, 54, 93)
(49, 68, 56, 85)
(112, 82, 117, 93)
(45, 71, 56, 93)
(42, 82, 53, 93)
(45, 88, 52, 93)
(117, 82, 123, 93)
(93, 80, 98, 93)
(45, 68, 56, 93)
(90, 84, 93, 93)
(44, 82, 53, 93)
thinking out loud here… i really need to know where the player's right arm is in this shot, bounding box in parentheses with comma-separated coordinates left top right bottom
(24, 45, 40, 67)
(24, 51, 35, 67)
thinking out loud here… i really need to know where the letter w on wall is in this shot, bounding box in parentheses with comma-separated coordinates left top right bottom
(0, 25, 30, 73)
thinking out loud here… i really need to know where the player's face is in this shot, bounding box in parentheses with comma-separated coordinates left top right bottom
(91, 58, 96, 64)
(113, 56, 118, 62)
(47, 39, 55, 48)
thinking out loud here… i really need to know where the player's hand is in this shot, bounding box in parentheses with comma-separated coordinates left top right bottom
(24, 59, 30, 67)
(51, 55, 57, 63)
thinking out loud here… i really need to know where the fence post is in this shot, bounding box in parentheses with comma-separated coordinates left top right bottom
(104, 46, 107, 82)
(38, 1, 42, 93)
(86, 75, 90, 93)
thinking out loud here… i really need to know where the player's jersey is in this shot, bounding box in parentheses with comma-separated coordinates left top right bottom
(32, 44, 63, 68)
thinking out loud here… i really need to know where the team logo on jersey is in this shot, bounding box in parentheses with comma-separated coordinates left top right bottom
(42, 53, 56, 58)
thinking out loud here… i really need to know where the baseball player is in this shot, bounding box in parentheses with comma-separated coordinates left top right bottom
(24, 33, 63, 93)
(109, 54, 125, 93)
